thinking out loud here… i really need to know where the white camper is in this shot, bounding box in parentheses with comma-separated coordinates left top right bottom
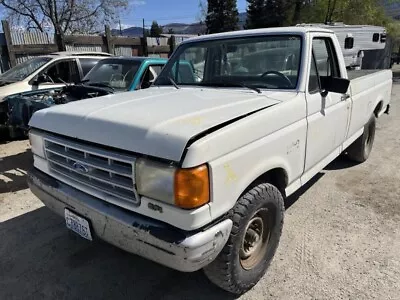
(297, 23, 387, 69)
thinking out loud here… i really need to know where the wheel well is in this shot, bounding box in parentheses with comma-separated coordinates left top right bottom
(374, 101, 383, 117)
(246, 168, 288, 197)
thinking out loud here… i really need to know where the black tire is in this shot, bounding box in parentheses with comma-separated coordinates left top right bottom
(0, 127, 9, 142)
(8, 126, 25, 140)
(203, 183, 285, 294)
(347, 114, 376, 163)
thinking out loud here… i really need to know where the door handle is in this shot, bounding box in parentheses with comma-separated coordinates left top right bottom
(341, 94, 350, 101)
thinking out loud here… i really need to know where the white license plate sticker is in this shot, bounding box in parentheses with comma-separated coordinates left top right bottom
(65, 209, 93, 241)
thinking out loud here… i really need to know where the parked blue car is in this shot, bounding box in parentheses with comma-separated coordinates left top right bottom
(6, 57, 168, 138)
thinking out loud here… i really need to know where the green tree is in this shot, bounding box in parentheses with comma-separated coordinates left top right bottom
(292, 0, 304, 25)
(206, 0, 239, 33)
(265, 0, 287, 27)
(246, 0, 288, 29)
(246, 0, 267, 29)
(288, 0, 400, 40)
(292, 0, 398, 25)
(168, 28, 175, 34)
(150, 21, 163, 37)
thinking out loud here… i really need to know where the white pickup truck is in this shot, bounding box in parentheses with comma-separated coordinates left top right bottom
(27, 27, 392, 294)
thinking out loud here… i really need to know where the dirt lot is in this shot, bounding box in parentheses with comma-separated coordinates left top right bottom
(0, 84, 399, 300)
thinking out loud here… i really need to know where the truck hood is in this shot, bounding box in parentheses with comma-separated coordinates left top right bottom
(29, 87, 294, 162)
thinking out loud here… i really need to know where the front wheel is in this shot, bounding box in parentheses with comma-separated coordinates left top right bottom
(203, 183, 284, 294)
(346, 114, 376, 163)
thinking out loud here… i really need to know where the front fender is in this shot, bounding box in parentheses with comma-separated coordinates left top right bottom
(7, 92, 53, 128)
(207, 121, 307, 221)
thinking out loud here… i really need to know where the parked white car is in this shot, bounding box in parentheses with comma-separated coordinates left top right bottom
(0, 51, 112, 101)
(27, 27, 392, 294)
(0, 51, 111, 135)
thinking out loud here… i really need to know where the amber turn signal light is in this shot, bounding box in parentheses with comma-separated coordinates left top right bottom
(174, 164, 210, 209)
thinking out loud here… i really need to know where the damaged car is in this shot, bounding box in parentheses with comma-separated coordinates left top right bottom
(5, 56, 168, 138)
(0, 51, 111, 138)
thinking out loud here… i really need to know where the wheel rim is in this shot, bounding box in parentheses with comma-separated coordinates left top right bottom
(239, 209, 271, 270)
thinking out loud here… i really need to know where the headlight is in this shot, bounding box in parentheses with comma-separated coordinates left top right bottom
(29, 130, 45, 158)
(135, 158, 210, 209)
(135, 158, 176, 204)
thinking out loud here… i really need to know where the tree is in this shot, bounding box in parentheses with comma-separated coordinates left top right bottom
(324, 0, 338, 23)
(0, 0, 128, 34)
(198, 0, 207, 24)
(206, 0, 239, 34)
(168, 28, 175, 34)
(246, 0, 267, 29)
(246, 0, 288, 29)
(150, 21, 163, 37)
(292, 0, 305, 25)
(265, 0, 287, 27)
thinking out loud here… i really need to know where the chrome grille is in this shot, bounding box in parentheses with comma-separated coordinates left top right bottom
(44, 135, 140, 207)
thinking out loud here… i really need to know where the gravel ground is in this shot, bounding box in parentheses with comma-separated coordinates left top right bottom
(0, 84, 399, 300)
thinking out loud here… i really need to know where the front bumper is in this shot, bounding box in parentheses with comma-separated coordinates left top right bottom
(27, 168, 232, 272)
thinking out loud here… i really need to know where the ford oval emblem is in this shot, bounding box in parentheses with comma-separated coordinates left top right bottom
(72, 162, 89, 174)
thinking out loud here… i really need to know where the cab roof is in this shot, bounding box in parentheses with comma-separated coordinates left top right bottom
(181, 26, 334, 44)
(48, 51, 112, 57)
(101, 56, 168, 63)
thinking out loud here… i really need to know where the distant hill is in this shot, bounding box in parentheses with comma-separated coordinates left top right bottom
(113, 12, 247, 37)
(111, 27, 144, 37)
(163, 22, 206, 35)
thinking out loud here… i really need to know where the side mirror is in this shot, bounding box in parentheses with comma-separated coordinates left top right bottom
(320, 77, 350, 95)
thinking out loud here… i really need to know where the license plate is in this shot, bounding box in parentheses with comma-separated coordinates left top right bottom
(65, 209, 93, 241)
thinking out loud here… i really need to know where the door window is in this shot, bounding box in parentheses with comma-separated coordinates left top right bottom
(312, 38, 340, 78)
(344, 37, 354, 49)
(308, 37, 342, 94)
(308, 54, 320, 94)
(79, 58, 101, 76)
(44, 60, 80, 83)
(149, 65, 164, 76)
(139, 64, 165, 89)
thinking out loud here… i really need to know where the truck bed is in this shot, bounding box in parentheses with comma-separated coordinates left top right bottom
(347, 69, 389, 81)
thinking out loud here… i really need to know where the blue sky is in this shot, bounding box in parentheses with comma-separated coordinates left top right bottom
(121, 0, 248, 29)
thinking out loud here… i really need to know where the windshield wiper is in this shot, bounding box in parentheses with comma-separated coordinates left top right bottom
(167, 76, 180, 89)
(200, 81, 261, 94)
(154, 75, 180, 90)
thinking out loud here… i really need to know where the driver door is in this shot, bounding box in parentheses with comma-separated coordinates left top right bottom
(302, 35, 351, 182)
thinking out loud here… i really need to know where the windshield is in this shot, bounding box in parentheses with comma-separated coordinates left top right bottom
(83, 59, 142, 91)
(0, 57, 51, 82)
(155, 35, 302, 90)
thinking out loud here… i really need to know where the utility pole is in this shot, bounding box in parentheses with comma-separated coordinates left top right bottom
(142, 18, 148, 56)
(119, 19, 122, 35)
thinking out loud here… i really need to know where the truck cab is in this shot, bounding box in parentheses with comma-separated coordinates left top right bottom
(27, 27, 392, 295)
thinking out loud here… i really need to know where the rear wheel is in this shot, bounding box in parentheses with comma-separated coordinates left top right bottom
(347, 114, 376, 163)
(203, 183, 284, 295)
